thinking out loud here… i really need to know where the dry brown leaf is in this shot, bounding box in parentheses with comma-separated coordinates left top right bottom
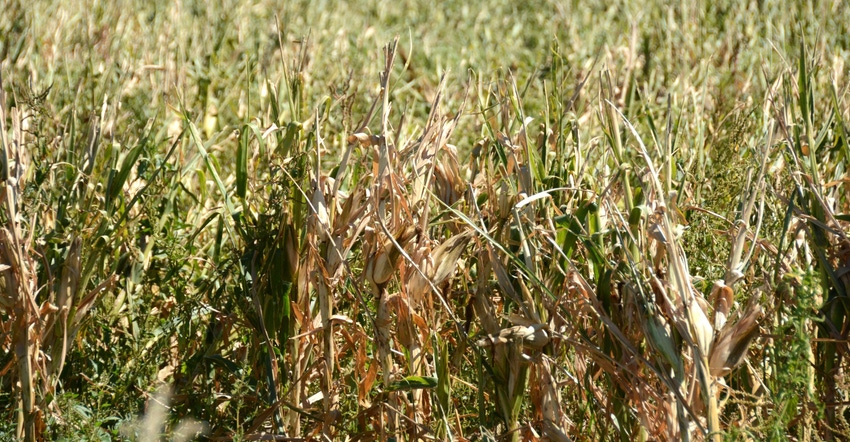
(710, 281, 735, 330)
(360, 362, 378, 407)
(709, 302, 763, 377)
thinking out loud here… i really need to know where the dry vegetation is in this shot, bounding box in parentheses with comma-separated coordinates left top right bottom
(2, 0, 850, 440)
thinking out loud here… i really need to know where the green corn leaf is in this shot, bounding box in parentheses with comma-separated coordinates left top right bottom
(237, 123, 266, 200)
(107, 142, 145, 207)
(204, 354, 240, 376)
(387, 376, 438, 392)
(236, 129, 249, 200)
(182, 110, 235, 218)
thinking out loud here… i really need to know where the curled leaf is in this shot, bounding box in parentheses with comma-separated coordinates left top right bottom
(710, 280, 734, 330)
(709, 302, 763, 377)
(476, 324, 549, 350)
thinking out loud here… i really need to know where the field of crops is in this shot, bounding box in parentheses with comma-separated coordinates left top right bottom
(2, 0, 850, 440)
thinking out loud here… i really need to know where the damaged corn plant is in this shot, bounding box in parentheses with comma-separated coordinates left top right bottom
(2, 0, 850, 440)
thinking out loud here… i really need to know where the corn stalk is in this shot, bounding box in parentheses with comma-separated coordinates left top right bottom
(1, 73, 119, 441)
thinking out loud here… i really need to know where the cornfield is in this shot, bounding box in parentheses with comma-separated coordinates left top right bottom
(2, 0, 850, 440)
